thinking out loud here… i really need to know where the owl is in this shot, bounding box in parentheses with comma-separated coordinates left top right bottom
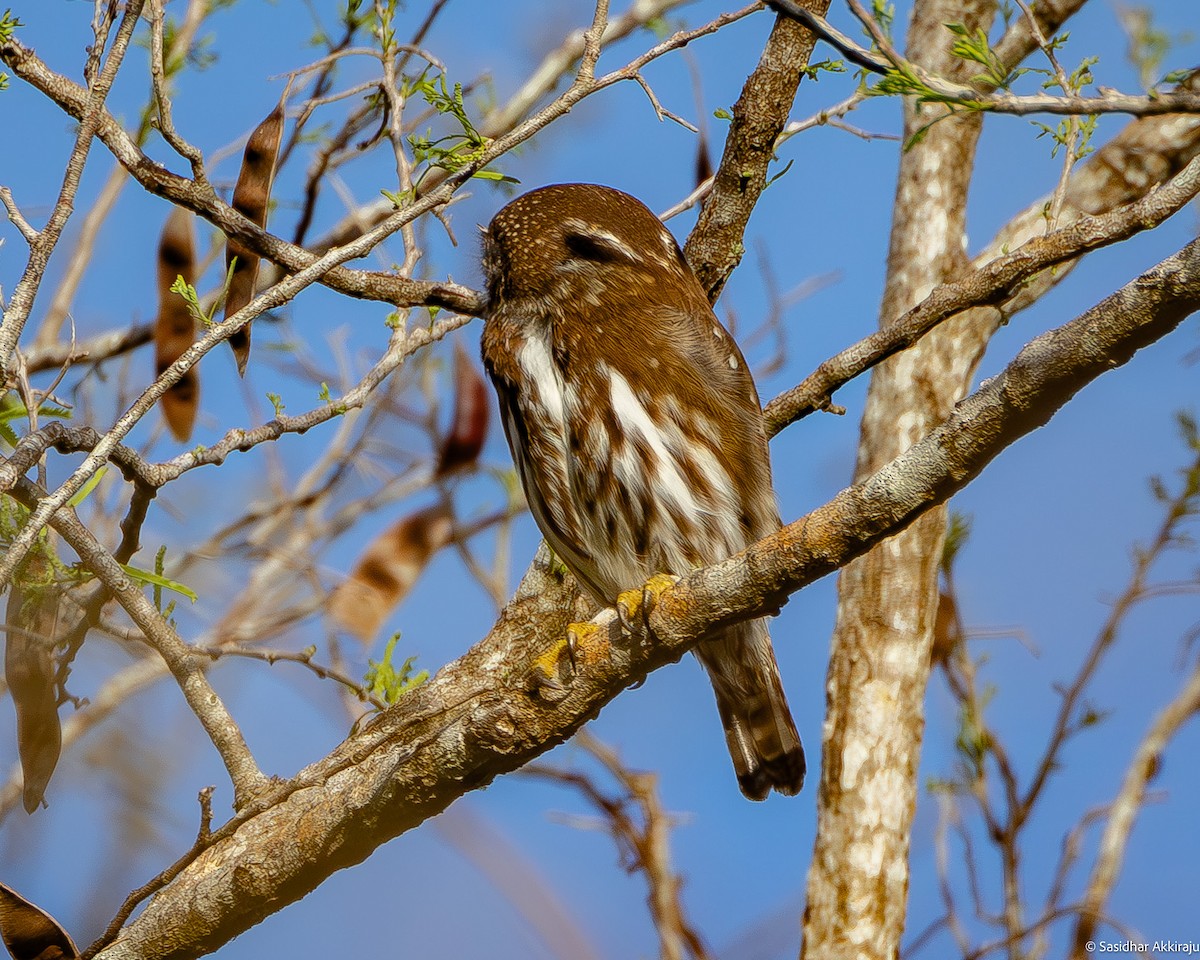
(480, 183, 804, 799)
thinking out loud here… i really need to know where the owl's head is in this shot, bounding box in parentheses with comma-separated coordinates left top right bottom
(481, 183, 695, 306)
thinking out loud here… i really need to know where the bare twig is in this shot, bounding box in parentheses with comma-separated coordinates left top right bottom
(525, 731, 713, 960)
(1, 0, 146, 377)
(7, 475, 269, 808)
(763, 151, 1200, 433)
(1069, 664, 1200, 957)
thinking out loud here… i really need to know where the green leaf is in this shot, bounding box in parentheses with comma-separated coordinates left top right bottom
(67, 467, 108, 507)
(941, 511, 973, 575)
(802, 58, 846, 82)
(363, 634, 428, 704)
(870, 0, 894, 39)
(1, 392, 74, 426)
(0, 10, 22, 43)
(120, 563, 198, 603)
(470, 169, 520, 183)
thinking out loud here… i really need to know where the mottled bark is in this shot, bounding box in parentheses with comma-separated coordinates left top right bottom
(684, 0, 831, 302)
(81, 235, 1200, 960)
(798, 6, 1200, 959)
(72, 232, 1200, 960)
(802, 1, 997, 956)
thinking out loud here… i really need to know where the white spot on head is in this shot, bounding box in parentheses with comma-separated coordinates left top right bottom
(728, 354, 738, 370)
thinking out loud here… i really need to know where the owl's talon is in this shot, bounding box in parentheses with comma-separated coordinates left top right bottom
(529, 670, 569, 702)
(616, 589, 643, 635)
(528, 621, 614, 700)
(564, 624, 584, 676)
(567, 621, 605, 666)
(528, 634, 575, 701)
(618, 573, 680, 637)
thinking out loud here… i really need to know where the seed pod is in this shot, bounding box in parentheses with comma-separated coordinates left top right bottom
(224, 100, 285, 375)
(435, 340, 490, 478)
(329, 504, 454, 642)
(5, 555, 62, 814)
(155, 207, 199, 441)
(0, 882, 80, 959)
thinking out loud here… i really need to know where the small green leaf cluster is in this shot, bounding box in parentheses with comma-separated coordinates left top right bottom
(371, 0, 402, 52)
(382, 70, 515, 207)
(802, 59, 846, 82)
(954, 685, 995, 780)
(0, 501, 71, 590)
(946, 22, 1019, 89)
(363, 634, 429, 705)
(0, 8, 20, 39)
(1032, 113, 1097, 160)
(0, 8, 20, 89)
(405, 73, 489, 173)
(171, 256, 238, 328)
(1120, 6, 1194, 92)
(1148, 411, 1200, 527)
(941, 511, 972, 576)
(870, 0, 895, 40)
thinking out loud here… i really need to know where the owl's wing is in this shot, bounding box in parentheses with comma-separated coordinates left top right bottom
(488, 369, 611, 605)
(602, 301, 784, 544)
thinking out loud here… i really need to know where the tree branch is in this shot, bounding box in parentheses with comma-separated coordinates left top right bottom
(684, 0, 827, 302)
(763, 149, 1200, 432)
(7, 477, 268, 807)
(89, 235, 1200, 960)
(0, 0, 146, 380)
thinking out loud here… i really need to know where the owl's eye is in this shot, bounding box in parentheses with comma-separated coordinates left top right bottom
(562, 223, 638, 264)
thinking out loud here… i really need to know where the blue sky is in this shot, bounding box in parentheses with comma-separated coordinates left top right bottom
(2, 1, 1199, 957)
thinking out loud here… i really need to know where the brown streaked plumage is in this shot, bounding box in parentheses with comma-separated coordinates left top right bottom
(480, 183, 804, 800)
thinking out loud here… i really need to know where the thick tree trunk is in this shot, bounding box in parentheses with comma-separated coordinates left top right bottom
(802, 2, 997, 955)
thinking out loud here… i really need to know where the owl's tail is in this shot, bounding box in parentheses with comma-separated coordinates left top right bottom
(697, 620, 805, 801)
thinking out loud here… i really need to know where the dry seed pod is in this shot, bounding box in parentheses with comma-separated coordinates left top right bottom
(224, 100, 285, 375)
(435, 340, 490, 478)
(0, 882, 80, 959)
(5, 558, 62, 814)
(155, 207, 199, 441)
(329, 503, 454, 642)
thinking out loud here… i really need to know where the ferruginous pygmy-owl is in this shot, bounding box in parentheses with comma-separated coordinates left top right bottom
(480, 183, 805, 800)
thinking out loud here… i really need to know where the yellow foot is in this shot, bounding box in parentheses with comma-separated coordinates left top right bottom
(617, 573, 680, 636)
(567, 620, 610, 668)
(528, 621, 610, 701)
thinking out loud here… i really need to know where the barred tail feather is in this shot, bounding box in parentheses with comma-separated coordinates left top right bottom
(698, 621, 805, 801)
